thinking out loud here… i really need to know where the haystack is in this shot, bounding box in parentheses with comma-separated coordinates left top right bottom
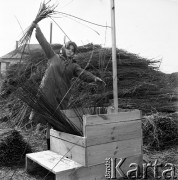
(142, 113, 178, 150)
(0, 43, 177, 129)
(0, 129, 32, 167)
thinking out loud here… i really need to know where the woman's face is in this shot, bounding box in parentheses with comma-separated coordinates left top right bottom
(65, 45, 75, 58)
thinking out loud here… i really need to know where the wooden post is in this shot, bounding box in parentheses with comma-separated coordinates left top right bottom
(16, 41, 18, 50)
(0, 62, 1, 77)
(47, 22, 53, 150)
(46, 123, 51, 150)
(50, 22, 53, 44)
(110, 0, 118, 112)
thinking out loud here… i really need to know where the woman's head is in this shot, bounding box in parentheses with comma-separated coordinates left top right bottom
(62, 41, 77, 58)
(65, 41, 77, 53)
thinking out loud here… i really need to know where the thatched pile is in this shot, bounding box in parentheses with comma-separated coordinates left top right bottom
(71, 45, 177, 112)
(0, 43, 177, 128)
(0, 129, 32, 167)
(143, 113, 178, 150)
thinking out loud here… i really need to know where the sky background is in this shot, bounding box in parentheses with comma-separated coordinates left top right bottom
(0, 0, 178, 74)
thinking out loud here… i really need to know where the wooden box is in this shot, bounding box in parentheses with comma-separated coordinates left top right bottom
(50, 109, 142, 167)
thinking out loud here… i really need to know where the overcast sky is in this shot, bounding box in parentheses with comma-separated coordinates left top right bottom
(0, 0, 178, 74)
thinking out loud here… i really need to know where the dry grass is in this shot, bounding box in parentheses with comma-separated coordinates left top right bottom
(143, 112, 178, 150)
(143, 147, 178, 180)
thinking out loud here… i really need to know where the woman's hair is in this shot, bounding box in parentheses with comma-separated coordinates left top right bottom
(64, 41, 77, 54)
(59, 41, 77, 59)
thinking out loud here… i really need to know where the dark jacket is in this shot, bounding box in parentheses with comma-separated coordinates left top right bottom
(35, 26, 96, 110)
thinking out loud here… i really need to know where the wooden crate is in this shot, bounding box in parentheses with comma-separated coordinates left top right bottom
(50, 109, 143, 167)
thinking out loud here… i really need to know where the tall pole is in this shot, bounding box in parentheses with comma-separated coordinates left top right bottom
(47, 22, 53, 150)
(50, 22, 53, 44)
(110, 0, 118, 113)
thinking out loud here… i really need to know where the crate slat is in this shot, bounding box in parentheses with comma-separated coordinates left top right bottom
(50, 136, 86, 165)
(83, 110, 141, 127)
(50, 129, 85, 147)
(85, 120, 142, 146)
(86, 138, 142, 166)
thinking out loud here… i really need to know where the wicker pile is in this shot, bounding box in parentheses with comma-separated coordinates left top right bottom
(0, 129, 32, 167)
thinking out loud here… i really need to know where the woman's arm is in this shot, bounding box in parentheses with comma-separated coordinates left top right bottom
(74, 63, 105, 84)
(34, 24, 55, 59)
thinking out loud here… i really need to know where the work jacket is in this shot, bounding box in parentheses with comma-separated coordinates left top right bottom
(35, 26, 96, 110)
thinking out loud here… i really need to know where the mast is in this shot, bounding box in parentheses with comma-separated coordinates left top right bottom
(110, 0, 118, 112)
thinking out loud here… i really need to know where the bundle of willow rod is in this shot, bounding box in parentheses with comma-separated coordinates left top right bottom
(18, 1, 57, 48)
(15, 80, 82, 136)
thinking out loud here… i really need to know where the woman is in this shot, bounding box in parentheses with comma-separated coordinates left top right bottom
(32, 23, 104, 111)
(30, 23, 105, 149)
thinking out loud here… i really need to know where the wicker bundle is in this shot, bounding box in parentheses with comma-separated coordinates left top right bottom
(15, 80, 82, 136)
(18, 1, 57, 48)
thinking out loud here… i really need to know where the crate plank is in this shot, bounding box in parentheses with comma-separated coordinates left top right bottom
(87, 138, 142, 166)
(50, 136, 86, 166)
(50, 129, 86, 147)
(85, 120, 142, 146)
(83, 110, 141, 127)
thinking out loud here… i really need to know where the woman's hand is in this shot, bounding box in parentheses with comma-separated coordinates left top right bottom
(95, 77, 106, 86)
(31, 22, 39, 29)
